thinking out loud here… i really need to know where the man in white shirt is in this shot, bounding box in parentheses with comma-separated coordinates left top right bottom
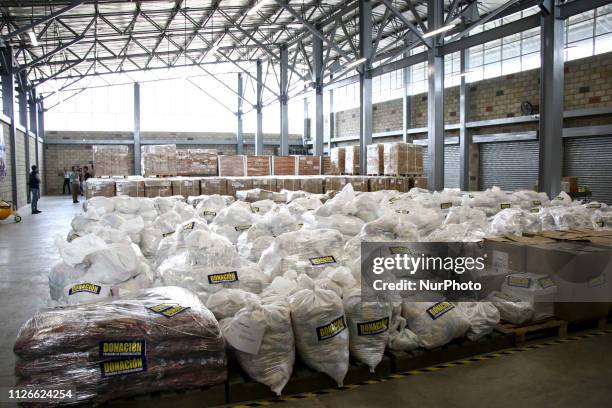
(63, 168, 71, 195)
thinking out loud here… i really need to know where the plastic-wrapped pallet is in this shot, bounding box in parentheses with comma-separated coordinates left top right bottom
(501, 273, 557, 321)
(246, 155, 271, 176)
(271, 156, 296, 176)
(93, 145, 131, 177)
(402, 301, 470, 349)
(171, 177, 201, 198)
(455, 302, 500, 341)
(384, 142, 422, 175)
(201, 177, 228, 195)
(115, 178, 146, 197)
(330, 148, 345, 175)
(176, 148, 218, 176)
(14, 286, 226, 405)
(221, 298, 295, 396)
(85, 178, 116, 199)
(141, 144, 177, 176)
(344, 146, 360, 175)
(288, 275, 349, 386)
(488, 208, 541, 236)
(144, 178, 173, 198)
(343, 289, 391, 372)
(218, 155, 246, 177)
(296, 156, 322, 175)
(366, 144, 384, 175)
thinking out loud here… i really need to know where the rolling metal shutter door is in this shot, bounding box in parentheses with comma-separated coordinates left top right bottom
(564, 136, 612, 204)
(479, 141, 539, 191)
(422, 145, 460, 188)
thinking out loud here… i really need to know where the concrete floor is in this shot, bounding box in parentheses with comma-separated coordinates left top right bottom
(1, 196, 612, 408)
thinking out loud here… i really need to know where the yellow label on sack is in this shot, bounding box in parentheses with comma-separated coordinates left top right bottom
(147, 303, 174, 313)
(208, 271, 239, 284)
(440, 202, 452, 210)
(507, 276, 531, 288)
(588, 203, 602, 209)
(309, 255, 336, 266)
(388, 246, 411, 255)
(532, 200, 542, 206)
(251, 206, 260, 213)
(159, 305, 189, 318)
(183, 221, 196, 230)
(538, 277, 555, 289)
(68, 283, 102, 296)
(357, 317, 389, 336)
(316, 316, 346, 341)
(388, 197, 401, 204)
(234, 224, 252, 232)
(297, 223, 304, 228)
(395, 209, 410, 214)
(162, 231, 175, 237)
(426, 301, 455, 320)
(203, 210, 217, 216)
(596, 221, 604, 228)
(99, 340, 145, 358)
(530, 208, 540, 213)
(468, 194, 475, 198)
(500, 203, 511, 209)
(101, 357, 146, 377)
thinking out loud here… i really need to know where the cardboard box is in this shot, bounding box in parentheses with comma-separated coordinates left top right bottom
(296, 156, 322, 175)
(142, 144, 177, 176)
(93, 145, 130, 177)
(246, 155, 271, 176)
(144, 178, 172, 197)
(330, 147, 345, 175)
(388, 177, 411, 192)
(345, 176, 368, 192)
(271, 156, 296, 175)
(562, 176, 579, 193)
(366, 144, 385, 175)
(85, 178, 116, 198)
(176, 148, 218, 176)
(300, 177, 324, 194)
(276, 176, 301, 191)
(344, 146, 360, 175)
(171, 177, 201, 198)
(252, 177, 277, 192)
(115, 178, 145, 197)
(369, 177, 390, 192)
(218, 155, 246, 177)
(483, 238, 528, 276)
(412, 176, 428, 190)
(226, 177, 254, 197)
(200, 177, 228, 195)
(322, 156, 333, 175)
(384, 142, 423, 175)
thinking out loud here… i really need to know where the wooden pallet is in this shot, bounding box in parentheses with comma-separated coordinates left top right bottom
(496, 318, 568, 344)
(566, 315, 608, 333)
(386, 331, 514, 374)
(383, 173, 422, 178)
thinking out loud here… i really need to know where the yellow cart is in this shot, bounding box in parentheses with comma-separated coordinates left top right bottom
(0, 200, 21, 223)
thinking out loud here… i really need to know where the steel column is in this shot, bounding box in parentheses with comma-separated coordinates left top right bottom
(17, 71, 31, 203)
(303, 97, 309, 147)
(313, 32, 324, 156)
(29, 89, 39, 169)
(459, 48, 471, 191)
(427, 0, 445, 191)
(359, 0, 373, 175)
(279, 45, 289, 156)
(133, 82, 142, 175)
(38, 100, 46, 194)
(255, 60, 264, 155)
(1, 47, 19, 206)
(402, 49, 411, 142)
(538, 0, 564, 197)
(328, 75, 335, 153)
(237, 73, 244, 155)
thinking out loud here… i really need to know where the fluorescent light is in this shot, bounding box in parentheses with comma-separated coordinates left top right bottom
(28, 31, 39, 46)
(342, 57, 367, 70)
(247, 0, 268, 16)
(422, 23, 457, 39)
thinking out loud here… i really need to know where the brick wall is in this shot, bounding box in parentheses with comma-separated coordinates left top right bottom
(332, 52, 612, 140)
(0, 122, 38, 209)
(0, 122, 12, 204)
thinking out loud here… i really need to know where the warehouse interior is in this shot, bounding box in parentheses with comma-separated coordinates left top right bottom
(1, 0, 612, 407)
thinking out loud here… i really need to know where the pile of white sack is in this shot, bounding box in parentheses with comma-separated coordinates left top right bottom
(49, 183, 611, 394)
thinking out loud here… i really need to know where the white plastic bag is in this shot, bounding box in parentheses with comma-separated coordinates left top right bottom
(487, 291, 534, 324)
(206, 288, 261, 319)
(402, 301, 470, 349)
(455, 302, 500, 341)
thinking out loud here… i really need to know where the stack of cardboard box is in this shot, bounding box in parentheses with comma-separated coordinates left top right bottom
(142, 144, 177, 176)
(93, 145, 131, 176)
(176, 148, 218, 176)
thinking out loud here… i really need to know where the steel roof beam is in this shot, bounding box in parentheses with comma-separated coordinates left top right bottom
(2, 1, 84, 41)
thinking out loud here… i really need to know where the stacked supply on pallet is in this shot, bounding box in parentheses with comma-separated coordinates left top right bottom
(252, 177, 276, 192)
(14, 287, 227, 405)
(276, 176, 301, 192)
(171, 177, 201, 198)
(85, 178, 116, 199)
(142, 144, 177, 176)
(226, 177, 253, 197)
(201, 177, 228, 195)
(384, 142, 423, 175)
(344, 146, 360, 175)
(246, 156, 271, 176)
(115, 177, 145, 197)
(176, 148, 218, 176)
(330, 147, 345, 175)
(296, 156, 322, 175)
(219, 155, 246, 177)
(272, 156, 297, 175)
(366, 144, 385, 175)
(369, 177, 390, 191)
(144, 178, 172, 197)
(93, 145, 131, 177)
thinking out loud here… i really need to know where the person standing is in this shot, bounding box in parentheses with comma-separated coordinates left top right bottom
(70, 166, 80, 204)
(29, 165, 41, 214)
(62, 168, 71, 195)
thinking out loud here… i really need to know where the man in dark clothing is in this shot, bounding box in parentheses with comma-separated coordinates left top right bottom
(29, 165, 41, 214)
(62, 168, 71, 194)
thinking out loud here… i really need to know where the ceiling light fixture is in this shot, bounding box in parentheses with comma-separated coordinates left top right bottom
(342, 57, 367, 70)
(422, 23, 457, 39)
(28, 30, 39, 46)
